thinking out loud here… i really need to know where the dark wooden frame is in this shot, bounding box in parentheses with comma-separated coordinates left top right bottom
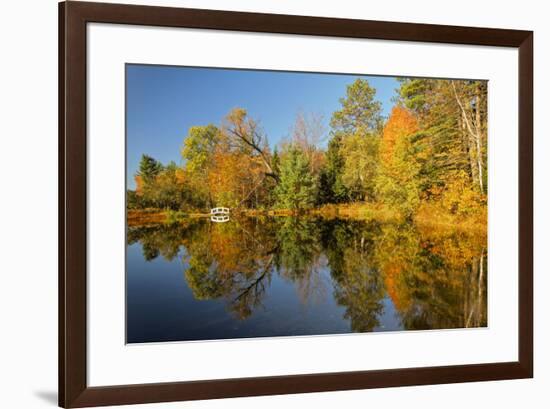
(59, 1, 533, 407)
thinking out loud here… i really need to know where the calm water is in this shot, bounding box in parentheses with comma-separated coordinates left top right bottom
(126, 216, 487, 343)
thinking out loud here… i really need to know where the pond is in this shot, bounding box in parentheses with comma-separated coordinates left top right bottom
(126, 216, 487, 343)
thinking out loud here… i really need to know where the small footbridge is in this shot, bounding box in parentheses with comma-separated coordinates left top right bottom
(210, 207, 230, 223)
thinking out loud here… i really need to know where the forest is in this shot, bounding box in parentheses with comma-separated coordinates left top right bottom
(127, 77, 488, 228)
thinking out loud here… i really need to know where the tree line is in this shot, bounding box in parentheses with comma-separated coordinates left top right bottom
(128, 77, 487, 220)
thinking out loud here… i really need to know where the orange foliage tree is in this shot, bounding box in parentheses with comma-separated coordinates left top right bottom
(380, 106, 418, 165)
(207, 147, 266, 208)
(376, 106, 421, 216)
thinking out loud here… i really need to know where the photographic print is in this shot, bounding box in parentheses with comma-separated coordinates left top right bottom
(126, 65, 488, 344)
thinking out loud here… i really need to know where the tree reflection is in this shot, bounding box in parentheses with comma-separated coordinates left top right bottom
(376, 222, 487, 330)
(321, 219, 385, 331)
(127, 215, 487, 331)
(127, 223, 188, 261)
(274, 218, 329, 305)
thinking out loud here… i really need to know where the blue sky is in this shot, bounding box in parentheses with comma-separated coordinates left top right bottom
(126, 64, 400, 188)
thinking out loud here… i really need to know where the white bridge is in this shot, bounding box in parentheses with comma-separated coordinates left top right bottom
(210, 207, 230, 215)
(210, 207, 230, 223)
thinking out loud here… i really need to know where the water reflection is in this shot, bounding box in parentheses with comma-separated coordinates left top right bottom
(127, 216, 487, 342)
(210, 215, 230, 223)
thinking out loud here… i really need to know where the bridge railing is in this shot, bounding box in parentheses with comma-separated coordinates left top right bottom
(210, 207, 230, 215)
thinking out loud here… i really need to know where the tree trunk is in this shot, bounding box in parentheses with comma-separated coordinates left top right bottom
(474, 84, 485, 194)
(451, 81, 484, 193)
(461, 116, 479, 188)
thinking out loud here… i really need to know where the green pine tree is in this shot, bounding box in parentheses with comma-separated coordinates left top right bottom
(274, 146, 317, 210)
(271, 146, 280, 174)
(330, 78, 383, 134)
(318, 135, 348, 204)
(138, 154, 163, 183)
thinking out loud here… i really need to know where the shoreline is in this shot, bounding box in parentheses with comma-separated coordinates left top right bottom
(127, 204, 487, 233)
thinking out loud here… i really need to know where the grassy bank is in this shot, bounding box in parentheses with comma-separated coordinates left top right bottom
(128, 203, 486, 233)
(127, 209, 211, 226)
(127, 209, 168, 226)
(414, 202, 487, 234)
(233, 203, 399, 221)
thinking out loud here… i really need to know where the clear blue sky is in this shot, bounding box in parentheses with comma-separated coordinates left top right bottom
(126, 64, 400, 188)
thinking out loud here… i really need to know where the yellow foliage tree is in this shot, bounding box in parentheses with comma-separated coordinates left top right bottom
(207, 148, 265, 208)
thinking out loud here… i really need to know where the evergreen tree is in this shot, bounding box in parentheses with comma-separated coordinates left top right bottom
(138, 154, 163, 183)
(271, 146, 280, 174)
(318, 135, 348, 204)
(135, 154, 164, 207)
(330, 78, 383, 135)
(274, 146, 317, 210)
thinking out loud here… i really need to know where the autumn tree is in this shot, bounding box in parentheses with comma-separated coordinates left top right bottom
(223, 108, 278, 182)
(340, 132, 380, 202)
(450, 80, 487, 194)
(397, 78, 487, 218)
(147, 162, 187, 210)
(181, 124, 220, 173)
(180, 124, 221, 208)
(376, 106, 421, 216)
(398, 78, 457, 195)
(132, 156, 192, 210)
(207, 149, 266, 208)
(398, 78, 487, 197)
(290, 111, 326, 175)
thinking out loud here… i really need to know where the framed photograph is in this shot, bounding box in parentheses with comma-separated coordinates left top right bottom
(59, 1, 533, 407)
